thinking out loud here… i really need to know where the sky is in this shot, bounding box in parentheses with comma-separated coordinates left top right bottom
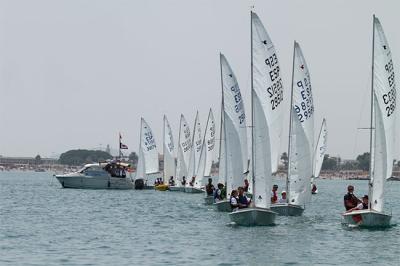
(0, 0, 399, 159)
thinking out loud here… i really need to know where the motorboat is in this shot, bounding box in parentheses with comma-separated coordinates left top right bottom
(55, 161, 133, 189)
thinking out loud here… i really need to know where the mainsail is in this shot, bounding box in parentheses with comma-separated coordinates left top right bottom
(197, 109, 216, 178)
(369, 16, 397, 212)
(220, 53, 248, 198)
(288, 42, 314, 206)
(313, 119, 328, 179)
(136, 118, 159, 179)
(163, 115, 175, 184)
(187, 112, 203, 183)
(176, 114, 192, 185)
(251, 12, 284, 208)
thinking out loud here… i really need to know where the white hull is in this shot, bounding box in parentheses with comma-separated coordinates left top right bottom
(213, 200, 231, 212)
(342, 209, 392, 228)
(204, 196, 214, 205)
(270, 203, 304, 216)
(229, 207, 277, 226)
(169, 186, 185, 192)
(184, 187, 203, 193)
(56, 175, 133, 189)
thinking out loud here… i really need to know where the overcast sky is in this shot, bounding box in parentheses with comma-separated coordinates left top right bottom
(0, 0, 399, 159)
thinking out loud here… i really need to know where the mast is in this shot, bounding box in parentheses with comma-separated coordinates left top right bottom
(250, 11, 256, 200)
(176, 115, 182, 182)
(287, 41, 296, 200)
(368, 15, 375, 209)
(163, 115, 166, 181)
(219, 54, 226, 186)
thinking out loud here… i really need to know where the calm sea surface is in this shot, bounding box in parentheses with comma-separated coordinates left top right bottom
(1, 171, 399, 265)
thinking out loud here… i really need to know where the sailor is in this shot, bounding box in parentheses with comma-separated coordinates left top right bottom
(181, 176, 186, 186)
(238, 187, 251, 208)
(169, 176, 175, 186)
(205, 178, 214, 196)
(214, 183, 224, 201)
(189, 176, 196, 186)
(343, 185, 361, 210)
(271, 184, 279, 204)
(278, 191, 287, 203)
(311, 184, 317, 194)
(347, 195, 369, 212)
(243, 179, 250, 192)
(230, 190, 239, 211)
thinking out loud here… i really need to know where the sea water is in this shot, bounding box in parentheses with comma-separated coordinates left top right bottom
(1, 171, 399, 265)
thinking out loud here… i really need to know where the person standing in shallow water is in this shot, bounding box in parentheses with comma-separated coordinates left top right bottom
(343, 185, 361, 210)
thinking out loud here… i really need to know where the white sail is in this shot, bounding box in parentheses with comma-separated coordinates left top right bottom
(370, 17, 397, 212)
(163, 115, 175, 184)
(288, 42, 314, 206)
(313, 119, 328, 179)
(251, 12, 284, 208)
(187, 112, 202, 186)
(176, 114, 192, 185)
(252, 13, 284, 174)
(136, 118, 159, 179)
(220, 53, 249, 197)
(197, 109, 216, 178)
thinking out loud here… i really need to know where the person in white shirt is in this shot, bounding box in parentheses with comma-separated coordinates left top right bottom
(230, 190, 239, 211)
(278, 191, 287, 203)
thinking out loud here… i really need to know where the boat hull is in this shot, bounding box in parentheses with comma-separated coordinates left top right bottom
(342, 210, 392, 228)
(155, 184, 169, 191)
(169, 186, 185, 192)
(184, 187, 203, 193)
(229, 207, 277, 226)
(204, 196, 214, 205)
(213, 200, 231, 212)
(270, 203, 304, 216)
(55, 175, 133, 189)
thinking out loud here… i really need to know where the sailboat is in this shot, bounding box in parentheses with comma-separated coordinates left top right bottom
(156, 115, 175, 191)
(311, 119, 328, 194)
(185, 111, 204, 193)
(214, 53, 249, 212)
(198, 109, 217, 204)
(270, 42, 314, 216)
(171, 114, 192, 192)
(342, 16, 396, 227)
(135, 118, 159, 189)
(229, 11, 283, 225)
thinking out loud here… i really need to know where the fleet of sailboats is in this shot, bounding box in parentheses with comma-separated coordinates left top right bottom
(53, 11, 396, 229)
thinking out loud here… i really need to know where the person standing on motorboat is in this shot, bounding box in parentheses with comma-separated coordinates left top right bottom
(230, 190, 239, 211)
(343, 185, 361, 211)
(238, 187, 251, 208)
(205, 178, 214, 196)
(271, 184, 279, 204)
(278, 191, 287, 203)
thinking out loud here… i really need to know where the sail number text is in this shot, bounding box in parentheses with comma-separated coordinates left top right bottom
(294, 78, 314, 123)
(265, 53, 283, 110)
(383, 59, 396, 117)
(231, 85, 246, 124)
(144, 131, 156, 151)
